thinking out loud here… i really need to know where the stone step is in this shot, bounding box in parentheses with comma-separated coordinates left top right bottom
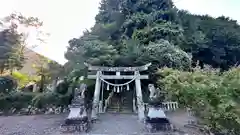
(107, 105, 133, 113)
(107, 110, 134, 114)
(108, 106, 132, 110)
(108, 107, 131, 110)
(108, 105, 132, 108)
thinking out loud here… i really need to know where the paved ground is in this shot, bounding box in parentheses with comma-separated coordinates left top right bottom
(0, 111, 202, 135)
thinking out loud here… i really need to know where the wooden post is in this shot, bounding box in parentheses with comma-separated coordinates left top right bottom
(135, 71, 145, 121)
(91, 71, 101, 120)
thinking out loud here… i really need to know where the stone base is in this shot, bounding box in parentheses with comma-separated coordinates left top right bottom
(61, 116, 90, 133)
(65, 116, 88, 125)
(60, 122, 90, 133)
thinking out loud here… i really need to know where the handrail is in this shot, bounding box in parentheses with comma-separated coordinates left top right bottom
(104, 91, 114, 112)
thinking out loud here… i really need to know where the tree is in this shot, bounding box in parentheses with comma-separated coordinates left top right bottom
(65, 0, 184, 70)
(65, 34, 119, 68)
(0, 27, 23, 74)
(32, 55, 65, 92)
(32, 56, 50, 92)
(65, 0, 240, 77)
(0, 12, 45, 75)
(137, 40, 191, 70)
(178, 11, 240, 70)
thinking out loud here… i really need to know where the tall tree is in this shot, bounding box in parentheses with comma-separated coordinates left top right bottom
(65, 34, 119, 68)
(65, 0, 240, 77)
(178, 11, 240, 69)
(0, 12, 45, 75)
(65, 0, 186, 68)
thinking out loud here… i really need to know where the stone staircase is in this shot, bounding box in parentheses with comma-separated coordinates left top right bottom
(107, 94, 133, 114)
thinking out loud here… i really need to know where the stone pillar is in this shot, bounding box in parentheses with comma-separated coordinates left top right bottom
(134, 71, 145, 121)
(91, 71, 101, 120)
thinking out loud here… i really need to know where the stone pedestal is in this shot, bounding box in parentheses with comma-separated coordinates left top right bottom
(66, 95, 86, 119)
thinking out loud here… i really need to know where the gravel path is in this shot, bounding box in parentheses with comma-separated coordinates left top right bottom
(0, 114, 65, 135)
(89, 113, 144, 134)
(0, 111, 201, 135)
(0, 113, 145, 135)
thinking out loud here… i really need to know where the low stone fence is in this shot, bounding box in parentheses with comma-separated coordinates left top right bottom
(144, 101, 179, 112)
(162, 102, 179, 111)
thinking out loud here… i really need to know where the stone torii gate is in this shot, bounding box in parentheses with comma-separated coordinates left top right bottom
(85, 63, 151, 120)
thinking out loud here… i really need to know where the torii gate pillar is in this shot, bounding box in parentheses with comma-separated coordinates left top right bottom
(91, 71, 101, 120)
(135, 71, 145, 120)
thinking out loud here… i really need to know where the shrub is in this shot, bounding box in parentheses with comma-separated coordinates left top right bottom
(0, 92, 39, 110)
(0, 76, 17, 94)
(54, 80, 69, 95)
(32, 90, 73, 108)
(0, 88, 73, 111)
(157, 67, 240, 134)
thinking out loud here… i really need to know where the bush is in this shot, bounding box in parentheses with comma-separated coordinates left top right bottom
(0, 92, 39, 110)
(157, 67, 240, 134)
(32, 90, 72, 108)
(0, 76, 17, 94)
(54, 80, 69, 95)
(0, 87, 73, 111)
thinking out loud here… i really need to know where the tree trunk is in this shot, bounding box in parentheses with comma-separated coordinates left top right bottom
(39, 75, 45, 92)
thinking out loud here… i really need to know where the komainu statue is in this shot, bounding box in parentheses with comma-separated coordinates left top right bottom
(61, 83, 91, 133)
(148, 84, 157, 100)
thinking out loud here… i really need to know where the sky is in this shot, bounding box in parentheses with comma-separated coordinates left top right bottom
(0, 0, 240, 65)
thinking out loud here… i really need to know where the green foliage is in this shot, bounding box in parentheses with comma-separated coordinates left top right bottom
(0, 76, 17, 94)
(65, 0, 240, 76)
(157, 67, 240, 134)
(0, 92, 37, 110)
(0, 12, 44, 74)
(0, 90, 72, 111)
(65, 0, 183, 70)
(178, 11, 240, 69)
(54, 78, 69, 95)
(0, 29, 23, 73)
(65, 35, 120, 69)
(32, 57, 63, 91)
(31, 92, 72, 108)
(137, 40, 191, 70)
(12, 71, 40, 88)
